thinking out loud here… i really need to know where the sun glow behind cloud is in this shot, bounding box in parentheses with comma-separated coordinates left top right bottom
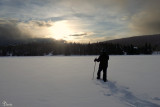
(50, 20, 92, 42)
(50, 20, 73, 40)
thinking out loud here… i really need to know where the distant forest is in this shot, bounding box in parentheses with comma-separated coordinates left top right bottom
(0, 34, 160, 56)
(0, 38, 158, 56)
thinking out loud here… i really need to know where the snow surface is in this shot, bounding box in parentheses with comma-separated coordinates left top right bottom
(0, 55, 160, 107)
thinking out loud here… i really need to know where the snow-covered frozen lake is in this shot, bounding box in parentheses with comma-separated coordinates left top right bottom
(0, 55, 160, 107)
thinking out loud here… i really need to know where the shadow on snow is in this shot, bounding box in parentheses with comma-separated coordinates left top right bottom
(94, 80, 160, 107)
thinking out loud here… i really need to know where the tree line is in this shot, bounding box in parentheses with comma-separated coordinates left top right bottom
(0, 39, 154, 56)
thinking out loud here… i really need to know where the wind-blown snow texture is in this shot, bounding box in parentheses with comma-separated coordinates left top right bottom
(0, 55, 160, 107)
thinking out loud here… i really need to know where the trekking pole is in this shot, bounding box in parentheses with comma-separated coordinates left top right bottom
(92, 61, 96, 80)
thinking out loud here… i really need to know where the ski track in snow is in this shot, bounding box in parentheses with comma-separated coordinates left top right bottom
(94, 80, 160, 107)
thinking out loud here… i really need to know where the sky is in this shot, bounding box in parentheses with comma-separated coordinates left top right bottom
(0, 0, 160, 43)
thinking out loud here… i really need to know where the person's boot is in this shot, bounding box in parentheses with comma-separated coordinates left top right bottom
(103, 79, 108, 82)
(97, 76, 100, 79)
(97, 72, 100, 80)
(103, 77, 108, 82)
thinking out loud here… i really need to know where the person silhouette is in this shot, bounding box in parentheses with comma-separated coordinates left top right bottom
(94, 49, 109, 82)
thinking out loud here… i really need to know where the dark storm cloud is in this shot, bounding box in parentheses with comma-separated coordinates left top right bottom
(0, 19, 33, 45)
(0, 19, 26, 40)
(0, 19, 54, 45)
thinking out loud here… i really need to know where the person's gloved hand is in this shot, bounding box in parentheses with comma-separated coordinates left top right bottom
(94, 58, 97, 62)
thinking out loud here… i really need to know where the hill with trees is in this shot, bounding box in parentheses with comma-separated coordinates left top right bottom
(0, 34, 160, 56)
(105, 34, 160, 50)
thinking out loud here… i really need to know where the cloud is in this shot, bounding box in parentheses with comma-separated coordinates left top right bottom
(0, 19, 26, 40)
(29, 20, 54, 27)
(1, 0, 160, 43)
(129, 0, 160, 35)
(0, 18, 54, 44)
(69, 33, 87, 37)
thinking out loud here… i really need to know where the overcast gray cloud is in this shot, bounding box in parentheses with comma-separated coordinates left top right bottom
(129, 0, 160, 35)
(129, 10, 160, 35)
(0, 0, 160, 43)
